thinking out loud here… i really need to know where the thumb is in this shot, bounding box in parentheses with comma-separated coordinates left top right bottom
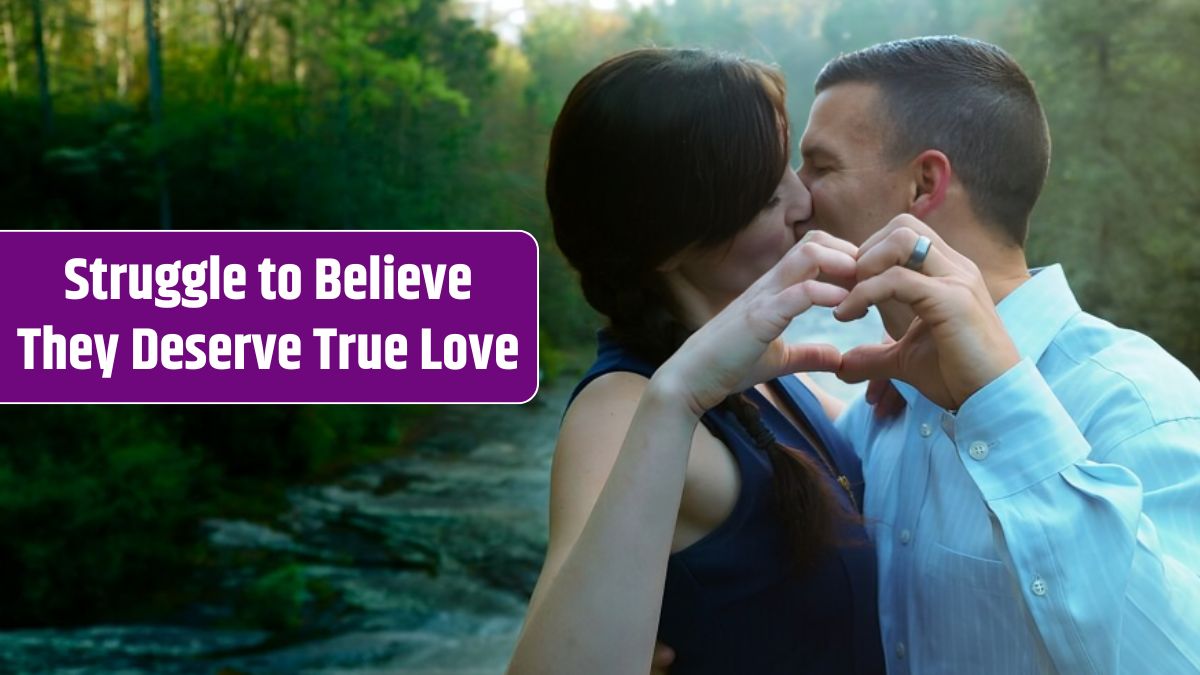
(838, 342, 901, 384)
(778, 342, 842, 375)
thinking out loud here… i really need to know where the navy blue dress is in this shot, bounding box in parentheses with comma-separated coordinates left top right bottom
(567, 332, 884, 675)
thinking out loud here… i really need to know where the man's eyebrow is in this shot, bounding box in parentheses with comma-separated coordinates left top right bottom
(801, 144, 836, 161)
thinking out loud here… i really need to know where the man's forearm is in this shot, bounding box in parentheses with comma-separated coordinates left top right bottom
(955, 363, 1200, 673)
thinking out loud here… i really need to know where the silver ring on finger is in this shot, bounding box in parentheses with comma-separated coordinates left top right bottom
(904, 235, 932, 272)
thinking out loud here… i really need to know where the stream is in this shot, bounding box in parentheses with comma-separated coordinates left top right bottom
(0, 308, 878, 674)
(0, 377, 563, 674)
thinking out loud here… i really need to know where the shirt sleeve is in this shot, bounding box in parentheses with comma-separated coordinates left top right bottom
(953, 358, 1200, 674)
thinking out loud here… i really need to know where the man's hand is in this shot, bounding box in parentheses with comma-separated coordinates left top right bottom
(863, 334, 907, 419)
(650, 641, 675, 674)
(833, 214, 1020, 410)
(866, 374, 906, 419)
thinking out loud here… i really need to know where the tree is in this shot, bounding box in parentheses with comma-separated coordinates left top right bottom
(1017, 0, 1200, 369)
(30, 0, 50, 134)
(2, 0, 18, 94)
(143, 0, 169, 228)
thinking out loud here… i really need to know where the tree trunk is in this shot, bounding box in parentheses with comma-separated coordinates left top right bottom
(143, 0, 171, 229)
(115, 0, 130, 97)
(284, 7, 297, 84)
(91, 0, 108, 100)
(2, 0, 18, 94)
(256, 7, 271, 83)
(214, 0, 259, 104)
(31, 0, 52, 135)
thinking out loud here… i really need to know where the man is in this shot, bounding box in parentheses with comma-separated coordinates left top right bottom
(652, 36, 1200, 674)
(810, 36, 1200, 674)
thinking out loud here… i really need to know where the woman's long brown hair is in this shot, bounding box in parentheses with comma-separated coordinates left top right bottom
(547, 48, 845, 572)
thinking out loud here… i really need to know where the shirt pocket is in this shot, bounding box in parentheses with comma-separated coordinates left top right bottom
(918, 544, 1050, 672)
(926, 543, 1016, 598)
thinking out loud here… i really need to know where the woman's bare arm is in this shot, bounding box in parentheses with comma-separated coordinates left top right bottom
(508, 234, 859, 674)
(508, 372, 700, 675)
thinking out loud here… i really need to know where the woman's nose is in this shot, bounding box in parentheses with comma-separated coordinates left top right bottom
(789, 169, 813, 227)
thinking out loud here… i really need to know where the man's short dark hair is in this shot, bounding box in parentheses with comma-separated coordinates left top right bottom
(816, 36, 1050, 246)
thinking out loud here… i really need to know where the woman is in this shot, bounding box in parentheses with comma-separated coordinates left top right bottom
(508, 49, 884, 674)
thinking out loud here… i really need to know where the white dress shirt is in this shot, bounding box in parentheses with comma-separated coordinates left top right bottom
(838, 264, 1200, 674)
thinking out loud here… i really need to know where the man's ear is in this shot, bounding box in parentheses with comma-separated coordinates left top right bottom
(908, 150, 952, 219)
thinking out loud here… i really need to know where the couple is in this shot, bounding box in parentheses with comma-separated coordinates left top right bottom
(510, 37, 1200, 674)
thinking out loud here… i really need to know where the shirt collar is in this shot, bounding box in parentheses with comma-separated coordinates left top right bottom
(996, 264, 1081, 363)
(888, 264, 1081, 407)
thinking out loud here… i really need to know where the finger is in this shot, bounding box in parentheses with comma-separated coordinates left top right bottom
(780, 341, 843, 374)
(874, 381, 907, 419)
(798, 229, 859, 259)
(797, 231, 861, 289)
(744, 280, 848, 344)
(854, 225, 961, 282)
(758, 278, 844, 331)
(833, 266, 938, 322)
(772, 241, 857, 291)
(857, 214, 968, 270)
(858, 214, 939, 257)
(783, 279, 850, 309)
(865, 376, 889, 405)
(743, 278, 846, 344)
(838, 341, 902, 384)
(652, 642, 676, 670)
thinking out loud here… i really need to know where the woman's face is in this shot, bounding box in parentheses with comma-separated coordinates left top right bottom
(668, 168, 813, 312)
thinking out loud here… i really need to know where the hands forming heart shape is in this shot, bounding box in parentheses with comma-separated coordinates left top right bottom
(657, 214, 1021, 416)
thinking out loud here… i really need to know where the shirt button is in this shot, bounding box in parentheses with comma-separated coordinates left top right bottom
(919, 423, 933, 438)
(968, 441, 990, 461)
(895, 641, 907, 660)
(1031, 576, 1048, 596)
(899, 529, 912, 545)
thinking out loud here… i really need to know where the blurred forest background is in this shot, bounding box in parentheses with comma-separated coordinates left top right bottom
(0, 0, 1197, 666)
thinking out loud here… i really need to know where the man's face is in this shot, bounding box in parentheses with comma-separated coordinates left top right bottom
(798, 82, 913, 246)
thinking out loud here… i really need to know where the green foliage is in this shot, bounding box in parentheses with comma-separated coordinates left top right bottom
(239, 563, 323, 631)
(0, 403, 421, 627)
(1, 0, 1196, 632)
(521, 5, 664, 128)
(1014, 0, 1200, 368)
(243, 565, 306, 631)
(0, 408, 206, 625)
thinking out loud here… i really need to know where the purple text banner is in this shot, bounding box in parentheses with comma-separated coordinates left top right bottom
(1, 230, 539, 403)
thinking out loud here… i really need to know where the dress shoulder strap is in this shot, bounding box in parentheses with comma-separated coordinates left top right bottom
(567, 330, 658, 411)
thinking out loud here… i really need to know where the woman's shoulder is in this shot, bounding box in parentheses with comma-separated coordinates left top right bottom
(552, 372, 654, 522)
(565, 370, 650, 426)
(566, 331, 659, 409)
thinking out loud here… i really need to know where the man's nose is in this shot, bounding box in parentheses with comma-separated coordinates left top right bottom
(795, 164, 814, 187)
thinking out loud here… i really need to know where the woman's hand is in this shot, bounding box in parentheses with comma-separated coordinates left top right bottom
(656, 231, 860, 417)
(511, 232, 857, 675)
